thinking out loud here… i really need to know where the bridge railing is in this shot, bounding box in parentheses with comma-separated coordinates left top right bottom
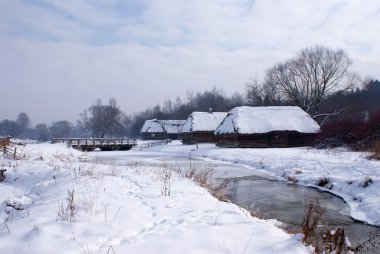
(51, 138, 137, 146)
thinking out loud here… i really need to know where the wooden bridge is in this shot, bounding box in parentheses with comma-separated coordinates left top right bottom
(51, 138, 137, 151)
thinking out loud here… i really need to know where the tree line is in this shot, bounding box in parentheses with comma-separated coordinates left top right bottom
(1, 45, 379, 141)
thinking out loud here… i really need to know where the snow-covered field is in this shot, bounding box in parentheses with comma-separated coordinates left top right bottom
(0, 143, 310, 254)
(147, 141, 380, 226)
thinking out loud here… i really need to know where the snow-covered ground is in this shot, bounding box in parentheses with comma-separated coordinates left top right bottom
(0, 143, 310, 254)
(146, 141, 380, 226)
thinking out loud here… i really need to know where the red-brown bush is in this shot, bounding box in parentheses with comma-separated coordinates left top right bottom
(317, 108, 380, 150)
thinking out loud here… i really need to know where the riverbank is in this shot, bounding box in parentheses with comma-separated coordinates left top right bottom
(0, 143, 310, 254)
(145, 140, 380, 226)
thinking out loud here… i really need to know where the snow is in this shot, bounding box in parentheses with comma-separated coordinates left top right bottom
(181, 112, 227, 133)
(0, 143, 309, 254)
(140, 119, 165, 133)
(140, 119, 185, 134)
(215, 106, 320, 134)
(147, 141, 380, 226)
(161, 120, 186, 134)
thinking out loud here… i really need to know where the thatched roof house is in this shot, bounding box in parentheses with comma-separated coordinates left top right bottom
(215, 106, 320, 148)
(140, 119, 185, 140)
(181, 112, 227, 144)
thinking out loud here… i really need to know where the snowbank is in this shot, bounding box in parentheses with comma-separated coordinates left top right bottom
(0, 143, 309, 254)
(148, 141, 380, 226)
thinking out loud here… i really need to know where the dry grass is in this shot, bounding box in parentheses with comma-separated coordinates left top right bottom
(359, 176, 373, 188)
(301, 202, 324, 250)
(300, 202, 353, 254)
(320, 228, 347, 254)
(57, 189, 76, 222)
(246, 203, 264, 219)
(159, 166, 172, 196)
(316, 177, 330, 187)
(183, 163, 231, 202)
(368, 141, 380, 160)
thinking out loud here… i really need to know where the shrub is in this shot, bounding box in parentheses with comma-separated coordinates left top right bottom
(316, 177, 330, 187)
(359, 176, 373, 188)
(301, 203, 351, 254)
(368, 141, 380, 160)
(317, 107, 380, 151)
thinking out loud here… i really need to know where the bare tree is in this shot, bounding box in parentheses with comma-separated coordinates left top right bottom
(17, 112, 31, 137)
(36, 123, 49, 141)
(49, 121, 73, 138)
(245, 77, 264, 106)
(264, 45, 358, 119)
(245, 76, 281, 106)
(78, 98, 125, 138)
(0, 120, 20, 137)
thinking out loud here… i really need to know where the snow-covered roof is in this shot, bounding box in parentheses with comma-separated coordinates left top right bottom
(140, 119, 165, 133)
(140, 120, 185, 134)
(161, 120, 186, 134)
(181, 112, 228, 133)
(215, 106, 320, 134)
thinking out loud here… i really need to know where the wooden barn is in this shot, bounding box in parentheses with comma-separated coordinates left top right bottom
(181, 112, 227, 144)
(215, 106, 320, 148)
(140, 119, 185, 140)
(161, 120, 186, 140)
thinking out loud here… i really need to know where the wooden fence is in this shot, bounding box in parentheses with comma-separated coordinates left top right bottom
(1, 146, 22, 160)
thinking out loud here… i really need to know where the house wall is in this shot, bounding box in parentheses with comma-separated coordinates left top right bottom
(182, 132, 216, 144)
(216, 131, 316, 148)
(141, 132, 167, 140)
(167, 133, 181, 140)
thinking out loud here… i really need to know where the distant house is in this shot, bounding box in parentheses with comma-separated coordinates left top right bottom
(215, 106, 320, 148)
(140, 119, 185, 140)
(181, 112, 227, 144)
(161, 120, 186, 140)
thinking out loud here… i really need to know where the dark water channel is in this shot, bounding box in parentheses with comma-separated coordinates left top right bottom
(228, 175, 379, 251)
(91, 152, 379, 252)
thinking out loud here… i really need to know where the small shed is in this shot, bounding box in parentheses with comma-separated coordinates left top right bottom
(215, 106, 320, 148)
(181, 112, 227, 144)
(140, 119, 185, 140)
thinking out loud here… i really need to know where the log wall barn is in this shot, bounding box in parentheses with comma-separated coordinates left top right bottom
(141, 132, 166, 140)
(181, 111, 227, 145)
(182, 131, 217, 144)
(216, 131, 317, 148)
(215, 106, 320, 148)
(140, 119, 167, 140)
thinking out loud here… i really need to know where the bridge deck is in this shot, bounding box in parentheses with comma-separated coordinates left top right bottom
(51, 138, 137, 151)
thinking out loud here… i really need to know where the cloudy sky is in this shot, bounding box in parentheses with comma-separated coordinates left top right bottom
(1, 0, 379, 124)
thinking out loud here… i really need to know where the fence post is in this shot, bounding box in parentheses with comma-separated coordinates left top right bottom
(13, 148, 17, 159)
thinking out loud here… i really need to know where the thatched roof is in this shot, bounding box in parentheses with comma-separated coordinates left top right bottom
(215, 106, 320, 134)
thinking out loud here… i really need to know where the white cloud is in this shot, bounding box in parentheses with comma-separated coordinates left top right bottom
(0, 0, 379, 123)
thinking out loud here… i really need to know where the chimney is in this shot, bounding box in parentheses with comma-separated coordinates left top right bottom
(208, 108, 213, 114)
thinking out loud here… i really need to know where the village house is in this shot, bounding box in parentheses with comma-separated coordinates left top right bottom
(181, 111, 227, 144)
(214, 106, 320, 148)
(140, 119, 185, 140)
